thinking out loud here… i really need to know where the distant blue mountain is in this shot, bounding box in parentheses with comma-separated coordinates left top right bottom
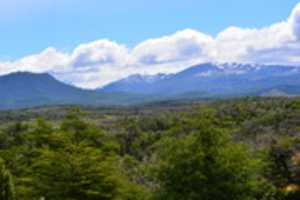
(0, 72, 90, 109)
(100, 73, 173, 94)
(100, 63, 300, 97)
(0, 72, 152, 109)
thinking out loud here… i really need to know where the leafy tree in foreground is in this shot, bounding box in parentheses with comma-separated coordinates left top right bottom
(29, 113, 146, 200)
(0, 158, 15, 200)
(152, 109, 266, 200)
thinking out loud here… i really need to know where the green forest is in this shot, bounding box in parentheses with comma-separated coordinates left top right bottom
(0, 98, 300, 200)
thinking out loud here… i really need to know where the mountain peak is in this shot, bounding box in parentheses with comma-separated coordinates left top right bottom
(4, 71, 50, 76)
(1, 71, 54, 80)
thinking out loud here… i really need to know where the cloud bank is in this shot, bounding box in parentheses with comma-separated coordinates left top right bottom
(1, 3, 300, 88)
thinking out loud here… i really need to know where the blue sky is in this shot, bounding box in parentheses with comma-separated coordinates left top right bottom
(0, 0, 299, 58)
(1, 0, 300, 88)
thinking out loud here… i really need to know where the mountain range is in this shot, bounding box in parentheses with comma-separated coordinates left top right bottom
(1, 63, 300, 109)
(101, 63, 300, 96)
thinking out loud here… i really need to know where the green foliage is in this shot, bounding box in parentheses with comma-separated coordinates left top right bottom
(152, 109, 263, 200)
(266, 139, 294, 187)
(0, 98, 300, 199)
(32, 144, 123, 199)
(0, 158, 15, 200)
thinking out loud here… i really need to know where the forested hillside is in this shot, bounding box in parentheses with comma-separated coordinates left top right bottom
(0, 98, 300, 199)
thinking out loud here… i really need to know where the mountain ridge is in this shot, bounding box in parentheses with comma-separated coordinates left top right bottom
(2, 63, 300, 109)
(100, 63, 300, 96)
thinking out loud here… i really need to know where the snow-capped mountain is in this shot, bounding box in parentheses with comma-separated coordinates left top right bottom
(100, 63, 300, 97)
(101, 73, 173, 94)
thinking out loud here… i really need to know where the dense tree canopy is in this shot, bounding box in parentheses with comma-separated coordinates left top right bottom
(0, 98, 299, 199)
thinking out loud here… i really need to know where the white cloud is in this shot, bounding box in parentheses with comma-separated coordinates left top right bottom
(1, 3, 300, 89)
(290, 2, 300, 39)
(132, 29, 213, 65)
(209, 22, 294, 63)
(70, 40, 129, 69)
(0, 48, 69, 75)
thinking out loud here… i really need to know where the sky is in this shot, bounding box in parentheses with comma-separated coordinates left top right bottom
(1, 0, 300, 88)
